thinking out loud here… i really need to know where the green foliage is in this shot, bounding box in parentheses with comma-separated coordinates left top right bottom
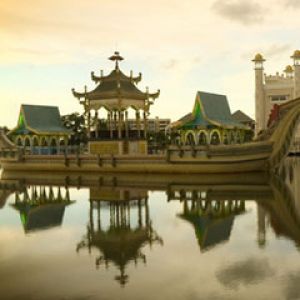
(61, 113, 87, 145)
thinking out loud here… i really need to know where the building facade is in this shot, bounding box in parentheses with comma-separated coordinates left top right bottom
(9, 105, 71, 154)
(253, 50, 300, 135)
(169, 91, 252, 145)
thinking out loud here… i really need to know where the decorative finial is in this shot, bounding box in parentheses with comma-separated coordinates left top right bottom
(109, 51, 124, 69)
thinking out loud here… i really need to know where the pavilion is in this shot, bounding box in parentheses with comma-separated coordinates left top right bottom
(9, 104, 71, 154)
(72, 51, 160, 155)
(169, 91, 252, 145)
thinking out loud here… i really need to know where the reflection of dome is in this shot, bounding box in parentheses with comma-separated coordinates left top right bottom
(252, 53, 265, 62)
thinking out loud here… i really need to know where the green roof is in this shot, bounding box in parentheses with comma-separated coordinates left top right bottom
(171, 91, 250, 130)
(231, 110, 254, 123)
(10, 105, 71, 135)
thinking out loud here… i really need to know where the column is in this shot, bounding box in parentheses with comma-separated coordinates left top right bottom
(136, 110, 141, 139)
(95, 110, 99, 139)
(87, 111, 91, 139)
(108, 111, 113, 139)
(143, 111, 148, 139)
(118, 110, 122, 139)
(125, 110, 129, 139)
(114, 111, 117, 139)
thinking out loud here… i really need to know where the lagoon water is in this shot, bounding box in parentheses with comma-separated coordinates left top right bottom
(1, 159, 300, 300)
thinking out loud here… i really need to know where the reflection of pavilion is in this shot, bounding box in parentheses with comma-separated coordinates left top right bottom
(11, 186, 73, 233)
(77, 187, 163, 286)
(169, 189, 246, 252)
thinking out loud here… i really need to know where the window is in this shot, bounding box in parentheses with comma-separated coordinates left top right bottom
(271, 95, 288, 101)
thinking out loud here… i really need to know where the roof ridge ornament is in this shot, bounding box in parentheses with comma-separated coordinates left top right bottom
(109, 51, 124, 70)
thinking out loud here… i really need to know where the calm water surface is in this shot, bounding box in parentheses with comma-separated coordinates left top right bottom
(1, 159, 300, 300)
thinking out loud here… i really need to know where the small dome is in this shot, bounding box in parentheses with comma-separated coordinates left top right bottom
(252, 53, 265, 62)
(284, 65, 293, 73)
(292, 50, 300, 58)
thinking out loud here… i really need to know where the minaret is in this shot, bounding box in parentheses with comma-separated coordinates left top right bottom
(252, 53, 266, 135)
(291, 50, 300, 99)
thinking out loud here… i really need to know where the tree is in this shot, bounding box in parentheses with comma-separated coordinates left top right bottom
(61, 113, 87, 145)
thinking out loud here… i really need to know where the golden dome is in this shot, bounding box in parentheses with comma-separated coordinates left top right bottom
(291, 50, 300, 58)
(284, 65, 293, 73)
(252, 53, 265, 62)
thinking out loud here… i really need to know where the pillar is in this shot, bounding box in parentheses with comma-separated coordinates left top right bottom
(125, 110, 129, 139)
(143, 111, 148, 139)
(114, 111, 117, 138)
(95, 111, 99, 139)
(118, 110, 122, 139)
(108, 112, 113, 139)
(292, 50, 300, 99)
(87, 111, 91, 139)
(252, 54, 266, 136)
(136, 110, 141, 139)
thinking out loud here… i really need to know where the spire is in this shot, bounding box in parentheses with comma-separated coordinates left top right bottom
(109, 51, 124, 70)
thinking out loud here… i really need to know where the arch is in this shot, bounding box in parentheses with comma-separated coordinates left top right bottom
(49, 137, 58, 155)
(210, 130, 221, 145)
(41, 137, 48, 147)
(223, 131, 229, 145)
(230, 131, 236, 144)
(198, 131, 207, 145)
(24, 136, 31, 147)
(235, 131, 241, 144)
(32, 136, 39, 147)
(174, 135, 181, 146)
(185, 131, 196, 146)
(15, 136, 23, 147)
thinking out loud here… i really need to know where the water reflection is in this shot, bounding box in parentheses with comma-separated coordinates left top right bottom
(11, 186, 73, 233)
(1, 160, 300, 297)
(177, 198, 245, 252)
(77, 187, 163, 286)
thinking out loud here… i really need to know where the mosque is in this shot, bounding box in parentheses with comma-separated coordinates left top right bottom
(253, 50, 300, 137)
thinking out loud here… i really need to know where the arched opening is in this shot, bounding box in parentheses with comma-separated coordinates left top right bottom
(223, 132, 229, 145)
(236, 131, 241, 144)
(50, 138, 58, 155)
(230, 131, 235, 144)
(16, 136, 23, 147)
(185, 132, 195, 146)
(24, 137, 31, 153)
(198, 132, 207, 145)
(32, 136, 39, 155)
(210, 131, 221, 145)
(32, 136, 39, 146)
(175, 136, 181, 146)
(41, 137, 49, 155)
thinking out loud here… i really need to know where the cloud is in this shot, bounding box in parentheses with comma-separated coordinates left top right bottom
(241, 44, 291, 60)
(216, 257, 275, 289)
(211, 0, 265, 25)
(284, 0, 300, 8)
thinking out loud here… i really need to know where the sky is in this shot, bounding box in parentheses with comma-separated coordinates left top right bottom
(1, 0, 300, 128)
